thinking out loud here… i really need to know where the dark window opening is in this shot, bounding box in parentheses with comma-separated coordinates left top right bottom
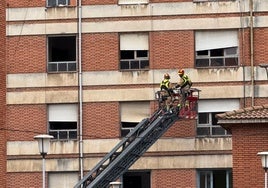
(198, 169, 232, 188)
(121, 50, 135, 59)
(48, 36, 76, 72)
(123, 171, 150, 188)
(121, 122, 138, 137)
(48, 36, 76, 62)
(49, 122, 77, 140)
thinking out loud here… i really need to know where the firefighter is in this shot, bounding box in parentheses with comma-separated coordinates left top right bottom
(175, 69, 192, 112)
(160, 73, 173, 111)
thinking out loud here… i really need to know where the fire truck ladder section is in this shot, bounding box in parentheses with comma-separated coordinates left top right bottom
(74, 88, 200, 188)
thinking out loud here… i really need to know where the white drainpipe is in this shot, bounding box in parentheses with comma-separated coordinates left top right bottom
(78, 0, 83, 182)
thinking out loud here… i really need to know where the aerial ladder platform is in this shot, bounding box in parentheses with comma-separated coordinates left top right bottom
(74, 88, 200, 188)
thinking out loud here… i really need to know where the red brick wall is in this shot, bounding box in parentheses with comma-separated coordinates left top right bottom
(6, 105, 47, 141)
(6, 36, 46, 73)
(150, 31, 194, 69)
(82, 33, 119, 71)
(7, 172, 42, 188)
(7, 0, 46, 8)
(83, 102, 120, 138)
(0, 0, 6, 186)
(231, 124, 268, 188)
(152, 169, 196, 188)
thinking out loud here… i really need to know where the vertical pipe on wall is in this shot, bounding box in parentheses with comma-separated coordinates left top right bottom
(78, 0, 84, 182)
(249, 0, 255, 106)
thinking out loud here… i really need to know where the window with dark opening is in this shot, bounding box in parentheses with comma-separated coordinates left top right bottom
(198, 169, 232, 188)
(123, 171, 151, 188)
(48, 36, 76, 72)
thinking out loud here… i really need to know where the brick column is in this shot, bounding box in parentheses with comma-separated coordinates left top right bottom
(0, 0, 6, 187)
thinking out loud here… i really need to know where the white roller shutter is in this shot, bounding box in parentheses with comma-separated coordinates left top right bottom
(120, 33, 148, 50)
(48, 104, 77, 122)
(195, 30, 238, 51)
(49, 172, 78, 188)
(198, 99, 240, 113)
(120, 102, 150, 122)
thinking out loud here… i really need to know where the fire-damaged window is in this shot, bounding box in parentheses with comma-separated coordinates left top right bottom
(120, 33, 149, 70)
(197, 169, 233, 188)
(47, 35, 76, 72)
(120, 102, 150, 137)
(48, 104, 78, 140)
(195, 30, 239, 68)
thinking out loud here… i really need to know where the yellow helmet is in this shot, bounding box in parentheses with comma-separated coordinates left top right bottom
(164, 73, 170, 79)
(178, 69, 184, 76)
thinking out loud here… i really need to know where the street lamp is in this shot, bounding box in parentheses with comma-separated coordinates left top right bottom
(34, 134, 53, 188)
(109, 182, 122, 188)
(258, 151, 268, 188)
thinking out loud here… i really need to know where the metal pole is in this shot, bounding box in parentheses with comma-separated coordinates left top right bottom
(42, 156, 46, 188)
(265, 170, 267, 188)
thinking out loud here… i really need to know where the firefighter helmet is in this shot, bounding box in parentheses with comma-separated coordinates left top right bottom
(178, 69, 184, 76)
(164, 73, 170, 79)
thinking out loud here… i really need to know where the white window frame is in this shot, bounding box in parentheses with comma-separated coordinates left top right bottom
(195, 30, 239, 68)
(47, 35, 77, 73)
(120, 101, 150, 137)
(48, 104, 78, 140)
(47, 0, 70, 7)
(120, 33, 149, 70)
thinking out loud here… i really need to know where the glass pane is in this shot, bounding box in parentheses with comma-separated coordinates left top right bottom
(140, 60, 149, 69)
(225, 47, 237, 55)
(59, 131, 68, 139)
(136, 50, 148, 58)
(68, 63, 77, 71)
(212, 127, 226, 135)
(47, 0, 56, 6)
(225, 58, 238, 66)
(197, 50, 208, 56)
(197, 127, 210, 136)
(196, 59, 209, 67)
(69, 131, 77, 139)
(212, 112, 219, 125)
(120, 61, 130, 69)
(58, 63, 67, 71)
(48, 63, 57, 72)
(211, 48, 224, 57)
(121, 122, 138, 128)
(121, 129, 130, 137)
(211, 58, 223, 66)
(121, 50, 134, 59)
(198, 113, 209, 124)
(130, 60, 139, 69)
(58, 0, 67, 5)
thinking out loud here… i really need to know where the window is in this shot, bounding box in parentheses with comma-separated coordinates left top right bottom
(47, 0, 70, 7)
(120, 33, 149, 70)
(118, 0, 149, 5)
(197, 99, 239, 136)
(47, 36, 76, 72)
(48, 104, 78, 140)
(123, 171, 151, 188)
(195, 30, 238, 68)
(197, 112, 230, 136)
(120, 102, 150, 137)
(49, 172, 78, 188)
(197, 169, 233, 188)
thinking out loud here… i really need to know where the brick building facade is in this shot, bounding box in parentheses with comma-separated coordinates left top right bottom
(3, 0, 268, 188)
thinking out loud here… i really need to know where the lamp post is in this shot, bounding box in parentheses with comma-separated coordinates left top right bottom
(109, 182, 122, 188)
(34, 134, 53, 188)
(258, 151, 268, 188)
